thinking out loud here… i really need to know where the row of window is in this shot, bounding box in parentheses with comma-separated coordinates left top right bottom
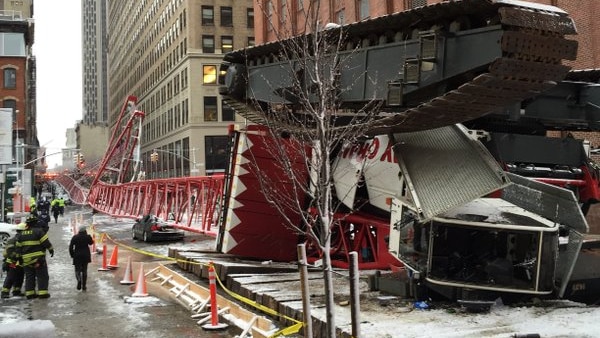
(201, 6, 254, 29)
(144, 134, 228, 177)
(140, 97, 234, 145)
(201, 35, 255, 54)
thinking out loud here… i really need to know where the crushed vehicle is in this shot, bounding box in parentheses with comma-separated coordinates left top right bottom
(132, 214, 185, 243)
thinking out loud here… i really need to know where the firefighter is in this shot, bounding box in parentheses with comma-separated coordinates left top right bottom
(27, 213, 48, 234)
(1, 223, 26, 298)
(51, 198, 60, 223)
(37, 197, 50, 216)
(29, 196, 37, 215)
(15, 221, 54, 299)
(58, 197, 65, 216)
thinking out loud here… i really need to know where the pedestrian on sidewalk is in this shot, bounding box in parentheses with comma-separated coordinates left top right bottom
(51, 201, 60, 223)
(1, 223, 26, 298)
(15, 221, 54, 299)
(69, 225, 94, 291)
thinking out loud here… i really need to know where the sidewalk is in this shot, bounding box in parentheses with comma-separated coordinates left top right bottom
(0, 208, 230, 338)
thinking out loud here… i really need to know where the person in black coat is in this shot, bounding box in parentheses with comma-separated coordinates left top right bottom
(69, 226, 94, 291)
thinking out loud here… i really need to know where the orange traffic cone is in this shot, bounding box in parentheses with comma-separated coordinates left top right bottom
(132, 263, 148, 297)
(120, 256, 135, 285)
(201, 264, 228, 330)
(107, 245, 119, 269)
(98, 244, 110, 271)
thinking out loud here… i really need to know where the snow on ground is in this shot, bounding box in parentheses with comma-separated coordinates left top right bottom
(5, 212, 596, 337)
(0, 320, 55, 337)
(329, 299, 600, 338)
(89, 214, 600, 338)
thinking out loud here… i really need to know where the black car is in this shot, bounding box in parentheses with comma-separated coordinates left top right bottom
(132, 214, 185, 242)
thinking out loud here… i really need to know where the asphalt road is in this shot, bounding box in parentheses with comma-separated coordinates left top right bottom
(0, 206, 236, 338)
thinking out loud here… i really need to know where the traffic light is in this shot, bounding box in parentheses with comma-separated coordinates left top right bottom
(150, 151, 158, 162)
(73, 153, 85, 168)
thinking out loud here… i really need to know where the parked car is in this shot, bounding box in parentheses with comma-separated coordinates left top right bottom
(0, 222, 18, 247)
(132, 214, 184, 242)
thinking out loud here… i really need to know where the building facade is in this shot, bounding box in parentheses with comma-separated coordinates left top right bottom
(82, 0, 109, 125)
(0, 1, 34, 158)
(107, 0, 254, 178)
(0, 1, 35, 214)
(61, 127, 78, 170)
(78, 0, 109, 169)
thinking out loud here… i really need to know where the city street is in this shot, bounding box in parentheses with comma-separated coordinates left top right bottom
(0, 206, 234, 338)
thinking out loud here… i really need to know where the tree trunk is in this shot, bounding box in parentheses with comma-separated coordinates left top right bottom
(322, 241, 336, 337)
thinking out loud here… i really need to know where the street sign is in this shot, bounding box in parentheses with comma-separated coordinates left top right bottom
(0, 108, 12, 165)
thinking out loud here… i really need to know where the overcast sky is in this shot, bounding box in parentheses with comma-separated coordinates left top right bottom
(33, 0, 82, 168)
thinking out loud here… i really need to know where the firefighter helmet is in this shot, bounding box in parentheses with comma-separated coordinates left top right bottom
(25, 215, 37, 225)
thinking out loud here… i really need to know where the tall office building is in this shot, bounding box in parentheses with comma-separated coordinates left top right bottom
(107, 0, 254, 177)
(82, 0, 108, 125)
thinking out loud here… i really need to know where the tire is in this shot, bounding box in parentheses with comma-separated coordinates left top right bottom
(0, 233, 9, 247)
(132, 228, 137, 240)
(143, 231, 149, 242)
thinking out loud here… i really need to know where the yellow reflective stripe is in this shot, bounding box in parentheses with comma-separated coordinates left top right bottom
(21, 251, 44, 261)
(19, 240, 41, 246)
(40, 233, 49, 242)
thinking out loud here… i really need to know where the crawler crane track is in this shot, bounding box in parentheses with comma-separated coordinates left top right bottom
(220, 0, 577, 136)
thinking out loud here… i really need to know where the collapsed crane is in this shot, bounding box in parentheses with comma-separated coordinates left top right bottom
(216, 0, 600, 305)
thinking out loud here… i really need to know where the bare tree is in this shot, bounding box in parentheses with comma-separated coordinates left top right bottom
(235, 2, 385, 336)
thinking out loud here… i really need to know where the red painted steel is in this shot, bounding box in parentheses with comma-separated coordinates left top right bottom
(54, 96, 225, 236)
(87, 177, 223, 234)
(306, 212, 402, 270)
(54, 96, 400, 269)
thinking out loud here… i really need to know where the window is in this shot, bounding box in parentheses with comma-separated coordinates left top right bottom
(202, 35, 214, 53)
(0, 33, 25, 56)
(201, 6, 214, 25)
(222, 100, 235, 121)
(220, 7, 233, 27)
(221, 36, 233, 54)
(358, 0, 369, 20)
(205, 135, 229, 174)
(247, 8, 254, 28)
(204, 96, 218, 121)
(3, 68, 16, 88)
(247, 37, 255, 47)
(203, 65, 217, 84)
(3, 99, 16, 112)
